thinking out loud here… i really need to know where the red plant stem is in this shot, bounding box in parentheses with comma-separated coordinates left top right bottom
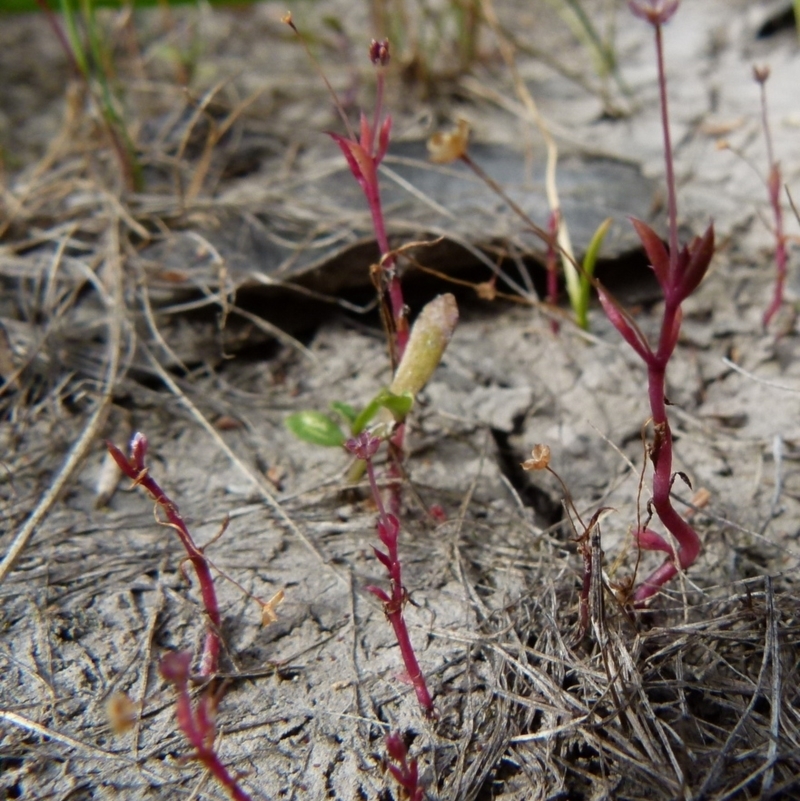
(366, 68, 408, 362)
(366, 181, 409, 361)
(386, 599, 433, 713)
(603, 5, 710, 605)
(763, 186, 787, 328)
(633, 301, 701, 604)
(546, 211, 560, 334)
(386, 732, 425, 801)
(654, 22, 679, 266)
(138, 475, 221, 674)
(163, 653, 254, 801)
(107, 438, 222, 675)
(363, 456, 434, 716)
(387, 426, 405, 517)
(365, 455, 389, 522)
(177, 695, 252, 801)
(371, 66, 386, 156)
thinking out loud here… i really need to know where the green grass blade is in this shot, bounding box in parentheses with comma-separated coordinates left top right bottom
(577, 217, 612, 330)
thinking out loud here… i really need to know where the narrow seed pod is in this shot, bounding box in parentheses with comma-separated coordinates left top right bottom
(390, 294, 459, 399)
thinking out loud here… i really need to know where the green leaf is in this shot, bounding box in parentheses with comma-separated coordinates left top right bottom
(351, 396, 384, 436)
(351, 389, 415, 435)
(379, 391, 414, 420)
(330, 401, 357, 426)
(577, 217, 612, 330)
(285, 411, 346, 447)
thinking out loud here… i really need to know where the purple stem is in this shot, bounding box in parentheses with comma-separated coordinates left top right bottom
(162, 653, 254, 801)
(365, 456, 388, 522)
(107, 437, 222, 675)
(371, 67, 385, 157)
(633, 301, 701, 604)
(629, 14, 704, 604)
(363, 455, 434, 716)
(364, 179, 409, 362)
(545, 211, 560, 334)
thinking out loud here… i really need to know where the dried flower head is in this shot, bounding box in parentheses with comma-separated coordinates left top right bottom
(522, 444, 551, 471)
(428, 119, 470, 164)
(107, 692, 137, 734)
(260, 589, 286, 626)
(475, 280, 497, 301)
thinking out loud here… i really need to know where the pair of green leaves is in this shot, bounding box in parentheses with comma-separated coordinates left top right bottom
(285, 389, 413, 448)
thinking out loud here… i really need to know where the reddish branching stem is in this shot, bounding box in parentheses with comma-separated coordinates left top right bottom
(106, 433, 222, 675)
(385, 732, 425, 801)
(329, 42, 408, 365)
(345, 433, 435, 717)
(285, 19, 408, 364)
(160, 652, 254, 801)
(754, 66, 788, 328)
(600, 3, 713, 605)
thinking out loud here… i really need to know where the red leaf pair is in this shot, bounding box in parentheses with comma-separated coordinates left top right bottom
(631, 217, 714, 304)
(328, 112, 392, 195)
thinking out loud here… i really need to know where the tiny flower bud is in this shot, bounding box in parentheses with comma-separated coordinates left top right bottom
(628, 0, 679, 26)
(345, 431, 382, 461)
(369, 39, 390, 67)
(521, 444, 551, 471)
(752, 64, 770, 84)
(130, 431, 148, 471)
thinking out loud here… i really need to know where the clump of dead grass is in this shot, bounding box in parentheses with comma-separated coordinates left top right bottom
(485, 572, 800, 800)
